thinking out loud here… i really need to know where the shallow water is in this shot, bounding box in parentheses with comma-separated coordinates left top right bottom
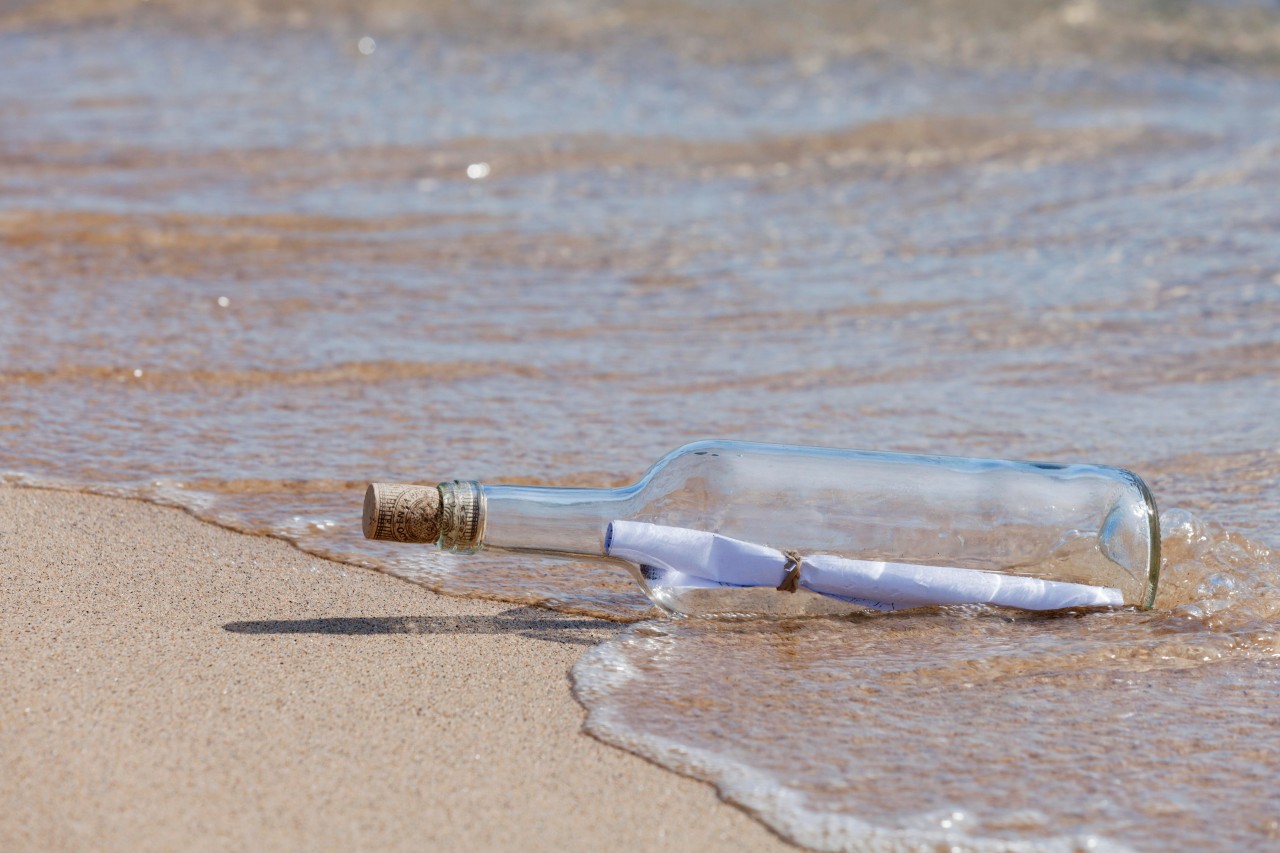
(2, 1, 1279, 848)
(577, 516, 1280, 850)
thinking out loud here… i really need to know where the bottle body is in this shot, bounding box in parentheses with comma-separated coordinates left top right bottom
(424, 440, 1159, 616)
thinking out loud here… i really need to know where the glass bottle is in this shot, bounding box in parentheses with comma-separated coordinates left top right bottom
(363, 440, 1159, 616)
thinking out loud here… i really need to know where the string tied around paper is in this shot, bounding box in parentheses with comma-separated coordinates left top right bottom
(776, 550, 803, 593)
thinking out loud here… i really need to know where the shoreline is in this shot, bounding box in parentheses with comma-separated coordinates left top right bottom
(0, 486, 793, 851)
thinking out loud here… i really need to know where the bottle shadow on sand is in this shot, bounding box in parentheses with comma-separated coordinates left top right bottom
(222, 605, 617, 646)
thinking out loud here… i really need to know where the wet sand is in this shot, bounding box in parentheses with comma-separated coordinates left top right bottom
(0, 486, 793, 851)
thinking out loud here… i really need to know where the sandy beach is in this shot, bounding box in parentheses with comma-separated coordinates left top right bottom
(4, 1, 1280, 847)
(0, 486, 793, 851)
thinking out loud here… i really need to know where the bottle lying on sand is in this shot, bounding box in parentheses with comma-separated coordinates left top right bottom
(363, 440, 1159, 616)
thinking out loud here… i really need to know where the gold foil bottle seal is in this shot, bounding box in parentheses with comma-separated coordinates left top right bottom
(363, 483, 442, 543)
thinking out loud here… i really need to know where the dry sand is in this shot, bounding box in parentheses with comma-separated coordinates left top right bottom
(0, 487, 794, 852)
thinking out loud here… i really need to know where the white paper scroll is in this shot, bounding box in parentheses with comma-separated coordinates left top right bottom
(606, 520, 1123, 612)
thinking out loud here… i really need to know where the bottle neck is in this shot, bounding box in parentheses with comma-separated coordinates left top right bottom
(440, 481, 637, 557)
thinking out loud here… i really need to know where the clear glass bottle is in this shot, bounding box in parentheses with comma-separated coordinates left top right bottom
(364, 440, 1160, 616)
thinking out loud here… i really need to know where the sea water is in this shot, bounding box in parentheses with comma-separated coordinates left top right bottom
(2, 1, 1279, 848)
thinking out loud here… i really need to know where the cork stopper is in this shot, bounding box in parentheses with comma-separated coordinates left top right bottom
(363, 483, 442, 543)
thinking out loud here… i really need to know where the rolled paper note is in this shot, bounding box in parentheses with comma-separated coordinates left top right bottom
(363, 483, 442, 543)
(606, 520, 1124, 612)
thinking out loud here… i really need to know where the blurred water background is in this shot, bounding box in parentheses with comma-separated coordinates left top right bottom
(2, 1, 1279, 848)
